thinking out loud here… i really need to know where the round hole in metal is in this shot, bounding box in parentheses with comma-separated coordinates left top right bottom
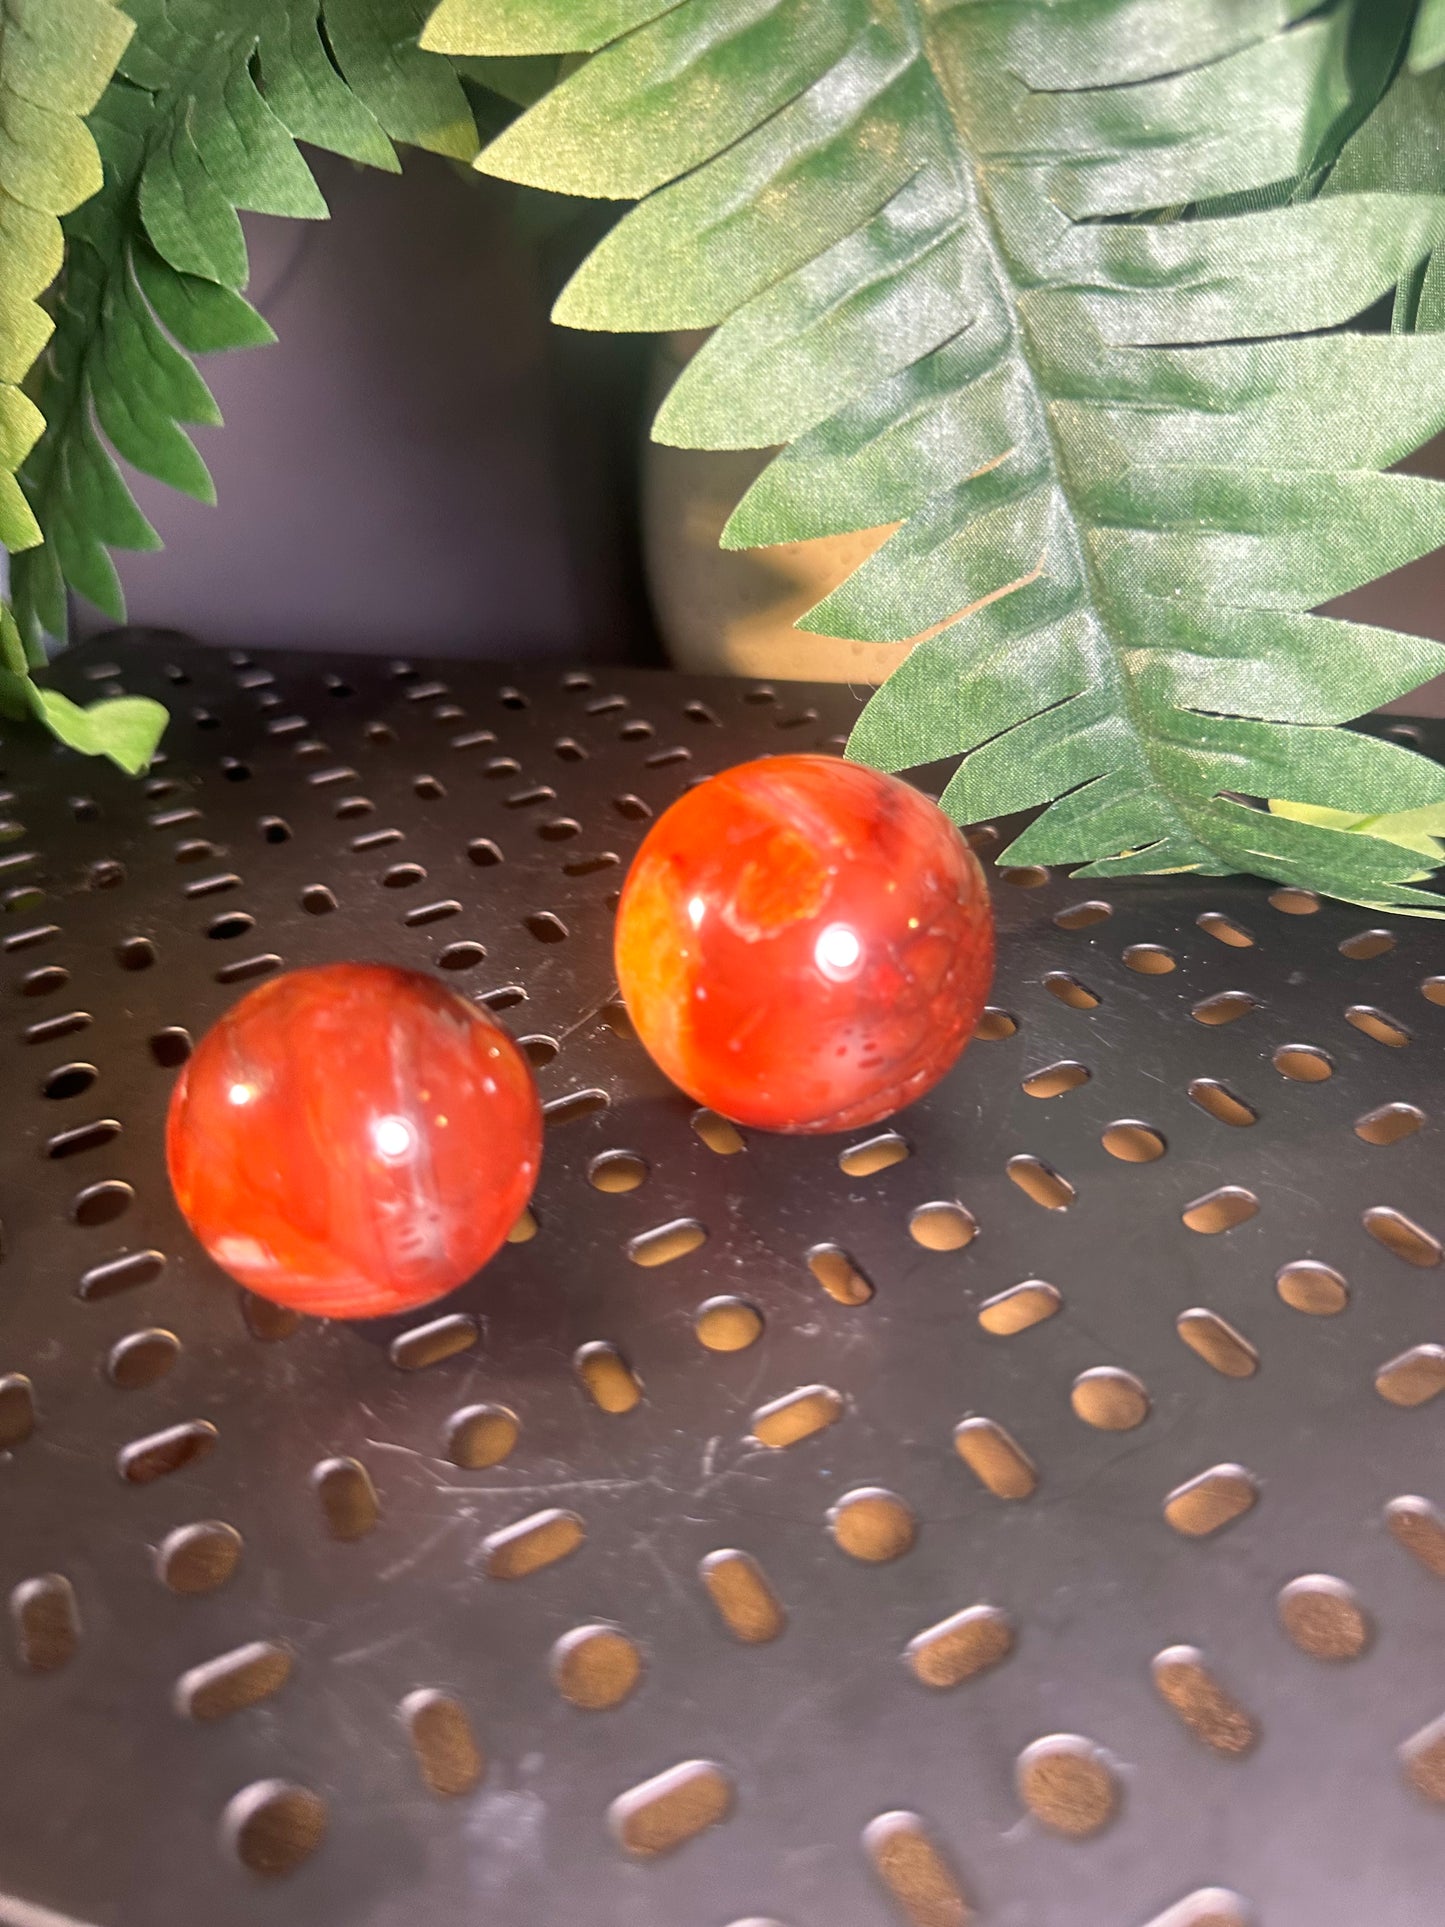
(223, 1780, 327, 1878)
(445, 1404, 519, 1470)
(116, 937, 156, 970)
(694, 1297, 763, 1352)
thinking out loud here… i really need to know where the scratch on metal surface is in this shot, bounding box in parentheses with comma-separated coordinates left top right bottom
(376, 1516, 464, 1582)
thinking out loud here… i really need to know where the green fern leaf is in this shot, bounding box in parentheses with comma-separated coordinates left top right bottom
(470, 0, 1445, 910)
(11, 0, 480, 654)
(1412, 0, 1445, 71)
(0, 0, 133, 578)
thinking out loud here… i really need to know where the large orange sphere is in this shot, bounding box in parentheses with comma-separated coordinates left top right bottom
(615, 755, 994, 1133)
(167, 964, 541, 1318)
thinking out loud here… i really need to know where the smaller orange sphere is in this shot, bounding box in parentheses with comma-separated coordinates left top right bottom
(615, 755, 994, 1132)
(167, 964, 541, 1319)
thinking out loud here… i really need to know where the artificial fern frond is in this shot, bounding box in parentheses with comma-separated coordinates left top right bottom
(0, 0, 132, 590)
(469, 0, 1445, 911)
(11, 0, 480, 653)
(1413, 0, 1445, 71)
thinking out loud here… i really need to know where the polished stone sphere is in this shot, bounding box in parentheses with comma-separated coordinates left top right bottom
(167, 964, 541, 1318)
(614, 755, 994, 1133)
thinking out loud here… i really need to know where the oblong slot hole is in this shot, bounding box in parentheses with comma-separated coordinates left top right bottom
(628, 1218, 705, 1267)
(1270, 886, 1320, 914)
(1355, 1101, 1426, 1146)
(909, 1200, 978, 1248)
(588, 1149, 646, 1192)
(353, 827, 403, 851)
(215, 954, 281, 985)
(609, 1760, 733, 1858)
(1006, 1156, 1074, 1210)
(119, 1419, 216, 1484)
(1182, 1186, 1259, 1234)
(206, 912, 253, 941)
(403, 1689, 485, 1796)
(691, 1108, 745, 1155)
(906, 1604, 1015, 1689)
(524, 911, 568, 944)
(1192, 990, 1257, 1027)
(975, 1006, 1018, 1039)
(954, 1417, 1037, 1499)
(1276, 1259, 1349, 1315)
(562, 850, 618, 876)
(1197, 910, 1255, 947)
(241, 1290, 301, 1342)
(1152, 1645, 1256, 1756)
(839, 1131, 909, 1176)
(1274, 1043, 1333, 1082)
(1341, 928, 1396, 960)
(1375, 1344, 1445, 1408)
(1124, 943, 1176, 974)
(1022, 1060, 1090, 1099)
(1363, 1206, 1441, 1268)
(1386, 1496, 1445, 1579)
(573, 1342, 643, 1414)
(313, 1457, 380, 1540)
(1177, 1308, 1258, 1378)
(177, 1641, 292, 1721)
(107, 1329, 180, 1389)
(389, 1313, 478, 1373)
(1053, 899, 1111, 930)
(1044, 972, 1100, 1010)
(1164, 1464, 1259, 1537)
(863, 1811, 972, 1921)
(807, 1244, 874, 1306)
(404, 900, 461, 928)
(1188, 1079, 1258, 1127)
(300, 885, 337, 915)
(751, 1384, 843, 1449)
(700, 1550, 786, 1643)
(79, 1250, 165, 1300)
(0, 1373, 36, 1449)
(483, 1507, 584, 1579)
(47, 1118, 121, 1159)
(71, 1178, 133, 1226)
(23, 1010, 92, 1045)
(20, 964, 68, 997)
(11, 1574, 80, 1671)
(382, 862, 426, 889)
(1101, 1121, 1165, 1163)
(1347, 1004, 1410, 1047)
(978, 1281, 1061, 1336)
(551, 1625, 643, 1710)
(544, 1087, 609, 1126)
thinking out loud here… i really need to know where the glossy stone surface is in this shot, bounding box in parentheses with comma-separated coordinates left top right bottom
(167, 964, 541, 1319)
(615, 755, 994, 1133)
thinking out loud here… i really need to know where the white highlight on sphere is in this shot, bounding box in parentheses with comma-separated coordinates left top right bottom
(687, 894, 707, 930)
(372, 1114, 415, 1159)
(227, 1082, 254, 1107)
(815, 921, 863, 980)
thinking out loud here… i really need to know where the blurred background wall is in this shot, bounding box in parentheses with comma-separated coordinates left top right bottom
(74, 147, 1445, 714)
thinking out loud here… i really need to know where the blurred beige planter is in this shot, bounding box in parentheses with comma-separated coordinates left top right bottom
(643, 338, 915, 685)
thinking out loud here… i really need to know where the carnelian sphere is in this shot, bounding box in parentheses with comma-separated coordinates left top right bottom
(166, 963, 542, 1318)
(614, 754, 994, 1133)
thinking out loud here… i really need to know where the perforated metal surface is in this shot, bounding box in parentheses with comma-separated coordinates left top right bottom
(2, 634, 1445, 1927)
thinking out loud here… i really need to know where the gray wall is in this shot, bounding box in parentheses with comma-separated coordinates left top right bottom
(82, 150, 654, 662)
